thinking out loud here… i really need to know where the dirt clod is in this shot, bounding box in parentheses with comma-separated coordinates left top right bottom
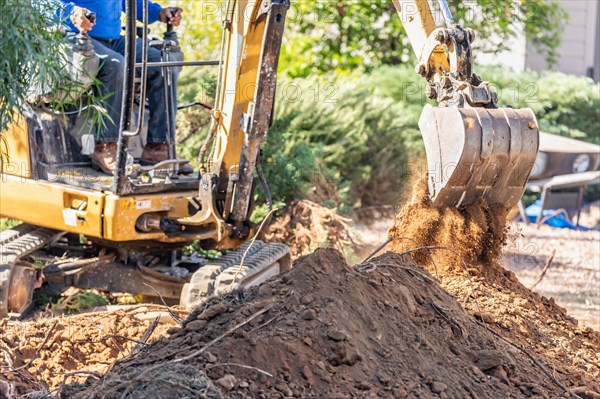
(216, 374, 237, 392)
(0, 307, 174, 396)
(264, 200, 357, 258)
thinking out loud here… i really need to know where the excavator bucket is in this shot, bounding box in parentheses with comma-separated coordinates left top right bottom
(419, 104, 539, 209)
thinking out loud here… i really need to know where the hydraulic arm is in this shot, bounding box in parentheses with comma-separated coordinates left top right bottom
(392, 0, 539, 209)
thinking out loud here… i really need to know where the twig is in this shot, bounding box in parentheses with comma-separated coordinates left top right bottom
(368, 243, 579, 398)
(51, 303, 188, 319)
(356, 262, 438, 285)
(382, 244, 580, 398)
(362, 237, 395, 262)
(134, 305, 273, 380)
(58, 370, 103, 394)
(206, 362, 273, 377)
(11, 320, 58, 371)
(132, 316, 160, 354)
(142, 282, 183, 324)
(362, 237, 441, 279)
(229, 208, 278, 289)
(60, 370, 103, 382)
(431, 301, 467, 339)
(530, 249, 556, 291)
(248, 311, 283, 334)
(73, 334, 149, 346)
(473, 318, 582, 399)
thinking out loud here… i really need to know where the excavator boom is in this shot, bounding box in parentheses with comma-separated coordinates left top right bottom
(393, 0, 539, 208)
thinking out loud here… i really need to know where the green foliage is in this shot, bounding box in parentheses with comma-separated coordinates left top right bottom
(0, 1, 109, 134)
(174, 1, 566, 78)
(264, 72, 423, 208)
(55, 289, 109, 314)
(448, 0, 567, 66)
(176, 64, 599, 211)
(175, 69, 218, 165)
(0, 219, 20, 232)
(178, 69, 218, 104)
(182, 241, 224, 258)
(177, 0, 225, 61)
(280, 1, 405, 77)
(279, 0, 567, 77)
(250, 202, 286, 224)
(489, 70, 600, 144)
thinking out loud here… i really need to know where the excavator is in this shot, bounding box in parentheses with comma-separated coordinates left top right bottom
(0, 0, 539, 317)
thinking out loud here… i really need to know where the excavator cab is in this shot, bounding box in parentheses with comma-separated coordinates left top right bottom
(19, 9, 189, 187)
(0, 0, 292, 317)
(393, 0, 539, 209)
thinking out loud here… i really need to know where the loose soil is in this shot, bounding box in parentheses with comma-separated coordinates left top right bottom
(63, 249, 589, 398)
(2, 186, 598, 399)
(264, 200, 358, 259)
(388, 180, 600, 396)
(0, 306, 176, 397)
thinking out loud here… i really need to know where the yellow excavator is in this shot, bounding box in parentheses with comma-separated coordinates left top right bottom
(0, 0, 539, 317)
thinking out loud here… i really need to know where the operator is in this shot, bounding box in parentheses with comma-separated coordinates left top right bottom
(57, 0, 193, 174)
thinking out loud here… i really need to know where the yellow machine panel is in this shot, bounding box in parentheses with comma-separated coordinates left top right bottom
(103, 192, 199, 242)
(0, 175, 205, 243)
(0, 175, 104, 237)
(1, 115, 32, 178)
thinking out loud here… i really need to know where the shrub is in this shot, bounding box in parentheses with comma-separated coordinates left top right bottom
(176, 65, 600, 211)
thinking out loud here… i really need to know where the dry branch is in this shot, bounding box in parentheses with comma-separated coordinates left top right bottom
(530, 249, 556, 291)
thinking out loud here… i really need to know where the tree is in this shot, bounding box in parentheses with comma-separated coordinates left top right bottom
(0, 1, 66, 131)
(176, 0, 566, 78)
(178, 0, 226, 62)
(0, 0, 108, 134)
(278, 0, 567, 77)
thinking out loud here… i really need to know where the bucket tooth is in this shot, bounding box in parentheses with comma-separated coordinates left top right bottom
(419, 104, 539, 209)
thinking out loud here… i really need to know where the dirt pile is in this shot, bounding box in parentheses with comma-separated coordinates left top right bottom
(388, 180, 600, 396)
(264, 200, 357, 258)
(0, 306, 177, 397)
(65, 249, 578, 399)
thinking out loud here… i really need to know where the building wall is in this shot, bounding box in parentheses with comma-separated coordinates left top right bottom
(526, 0, 599, 80)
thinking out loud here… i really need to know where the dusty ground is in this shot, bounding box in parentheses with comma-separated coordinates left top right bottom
(502, 224, 600, 330)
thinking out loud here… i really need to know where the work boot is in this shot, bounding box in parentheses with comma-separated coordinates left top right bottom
(91, 142, 118, 175)
(141, 143, 194, 174)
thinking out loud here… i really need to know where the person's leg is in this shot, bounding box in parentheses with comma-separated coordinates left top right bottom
(74, 37, 124, 174)
(111, 37, 169, 143)
(89, 38, 124, 142)
(145, 45, 171, 144)
(111, 37, 191, 173)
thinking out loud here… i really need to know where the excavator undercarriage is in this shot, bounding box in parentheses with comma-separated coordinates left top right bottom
(0, 224, 290, 318)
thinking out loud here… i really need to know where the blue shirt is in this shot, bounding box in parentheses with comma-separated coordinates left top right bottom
(57, 1, 163, 40)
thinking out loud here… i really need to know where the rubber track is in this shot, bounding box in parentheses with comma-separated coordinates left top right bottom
(0, 224, 63, 317)
(182, 240, 291, 310)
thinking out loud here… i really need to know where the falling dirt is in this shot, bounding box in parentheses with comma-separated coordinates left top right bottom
(388, 177, 508, 265)
(61, 249, 594, 399)
(0, 306, 177, 397)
